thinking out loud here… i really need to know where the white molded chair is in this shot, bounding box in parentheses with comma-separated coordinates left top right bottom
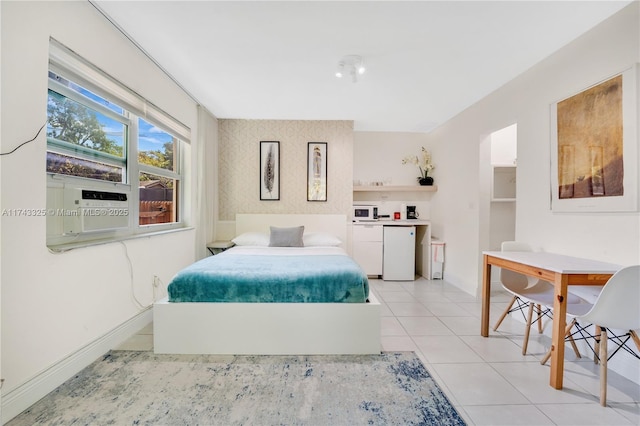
(493, 241, 585, 356)
(541, 265, 640, 406)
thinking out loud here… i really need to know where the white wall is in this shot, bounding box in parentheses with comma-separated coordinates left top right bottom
(216, 119, 354, 239)
(353, 131, 435, 224)
(490, 124, 518, 166)
(354, 131, 432, 186)
(489, 202, 516, 251)
(0, 2, 203, 420)
(426, 2, 639, 383)
(427, 2, 639, 297)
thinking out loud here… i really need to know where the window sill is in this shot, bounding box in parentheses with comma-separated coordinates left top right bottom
(47, 226, 194, 253)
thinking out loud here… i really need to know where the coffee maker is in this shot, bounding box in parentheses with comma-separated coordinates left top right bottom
(407, 205, 419, 219)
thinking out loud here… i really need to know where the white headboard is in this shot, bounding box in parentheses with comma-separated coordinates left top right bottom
(235, 214, 347, 245)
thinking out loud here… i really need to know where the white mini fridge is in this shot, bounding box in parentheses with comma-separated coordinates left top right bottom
(383, 226, 416, 281)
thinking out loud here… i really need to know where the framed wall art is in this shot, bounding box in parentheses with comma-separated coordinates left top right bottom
(260, 141, 280, 201)
(550, 65, 637, 212)
(307, 142, 327, 202)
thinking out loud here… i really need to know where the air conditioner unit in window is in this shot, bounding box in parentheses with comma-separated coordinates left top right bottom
(63, 188, 130, 234)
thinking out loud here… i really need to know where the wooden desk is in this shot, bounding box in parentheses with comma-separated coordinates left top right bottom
(481, 251, 621, 389)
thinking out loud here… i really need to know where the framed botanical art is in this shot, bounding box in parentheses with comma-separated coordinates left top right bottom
(307, 142, 327, 202)
(260, 141, 280, 201)
(550, 65, 637, 212)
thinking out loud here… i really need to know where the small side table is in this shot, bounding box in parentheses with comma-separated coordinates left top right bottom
(207, 240, 235, 256)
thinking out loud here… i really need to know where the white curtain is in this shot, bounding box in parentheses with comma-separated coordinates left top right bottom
(194, 105, 218, 259)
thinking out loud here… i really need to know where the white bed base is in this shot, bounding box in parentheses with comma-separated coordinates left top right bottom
(153, 214, 381, 355)
(153, 292, 380, 355)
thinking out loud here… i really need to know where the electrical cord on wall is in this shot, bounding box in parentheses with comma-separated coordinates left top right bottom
(120, 241, 149, 311)
(152, 275, 165, 303)
(0, 121, 47, 156)
(6, 123, 157, 312)
(50, 241, 152, 310)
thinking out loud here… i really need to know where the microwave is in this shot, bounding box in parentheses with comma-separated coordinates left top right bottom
(353, 205, 378, 222)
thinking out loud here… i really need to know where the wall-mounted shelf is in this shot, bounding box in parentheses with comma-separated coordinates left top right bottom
(353, 185, 438, 192)
(491, 165, 516, 202)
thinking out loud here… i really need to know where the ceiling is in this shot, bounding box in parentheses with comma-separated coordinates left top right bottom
(92, 1, 632, 133)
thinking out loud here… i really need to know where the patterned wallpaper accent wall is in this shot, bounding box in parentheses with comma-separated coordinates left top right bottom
(218, 119, 354, 221)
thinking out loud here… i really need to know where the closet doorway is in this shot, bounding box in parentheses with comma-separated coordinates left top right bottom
(488, 124, 517, 250)
(477, 123, 518, 293)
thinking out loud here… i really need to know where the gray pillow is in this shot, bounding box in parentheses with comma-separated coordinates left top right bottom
(269, 226, 304, 247)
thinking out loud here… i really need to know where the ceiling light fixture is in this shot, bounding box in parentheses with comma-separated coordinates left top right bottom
(335, 55, 365, 83)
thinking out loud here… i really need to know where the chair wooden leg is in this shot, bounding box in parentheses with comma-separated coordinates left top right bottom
(540, 318, 576, 365)
(630, 330, 640, 352)
(522, 303, 534, 355)
(594, 325, 602, 364)
(599, 328, 608, 407)
(493, 295, 517, 331)
(536, 304, 543, 334)
(566, 319, 581, 359)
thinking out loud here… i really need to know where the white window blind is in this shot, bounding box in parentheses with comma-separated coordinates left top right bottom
(48, 38, 191, 143)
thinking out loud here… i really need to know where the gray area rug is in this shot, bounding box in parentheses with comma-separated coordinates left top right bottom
(10, 351, 466, 425)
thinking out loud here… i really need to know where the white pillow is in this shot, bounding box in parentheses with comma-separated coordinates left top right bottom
(231, 232, 269, 246)
(303, 232, 342, 247)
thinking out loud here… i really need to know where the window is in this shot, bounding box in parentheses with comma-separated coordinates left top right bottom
(46, 41, 189, 248)
(138, 119, 180, 225)
(47, 72, 128, 183)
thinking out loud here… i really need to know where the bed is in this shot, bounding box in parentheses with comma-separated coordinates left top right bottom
(153, 214, 381, 355)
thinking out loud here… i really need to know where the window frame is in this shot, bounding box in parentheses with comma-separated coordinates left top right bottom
(135, 116, 183, 228)
(46, 40, 189, 248)
(47, 77, 130, 179)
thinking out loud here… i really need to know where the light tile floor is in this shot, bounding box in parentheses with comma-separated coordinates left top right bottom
(119, 277, 640, 425)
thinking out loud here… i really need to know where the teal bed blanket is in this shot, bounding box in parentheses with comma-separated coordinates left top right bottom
(168, 253, 369, 303)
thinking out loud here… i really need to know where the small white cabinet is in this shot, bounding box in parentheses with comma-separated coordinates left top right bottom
(352, 224, 383, 276)
(353, 221, 432, 279)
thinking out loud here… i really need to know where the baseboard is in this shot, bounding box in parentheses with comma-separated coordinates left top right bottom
(1, 308, 152, 424)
